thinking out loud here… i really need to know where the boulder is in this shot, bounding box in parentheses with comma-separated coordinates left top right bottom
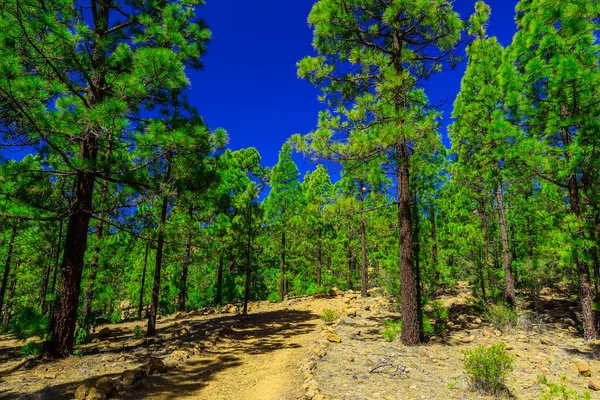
(74, 384, 106, 400)
(95, 377, 115, 396)
(588, 378, 600, 391)
(121, 368, 146, 387)
(346, 308, 357, 317)
(97, 327, 112, 338)
(326, 333, 341, 343)
(145, 356, 168, 375)
(569, 360, 591, 377)
(227, 306, 239, 314)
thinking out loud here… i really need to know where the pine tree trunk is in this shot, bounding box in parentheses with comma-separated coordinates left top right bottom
(138, 241, 149, 319)
(48, 220, 63, 317)
(147, 194, 169, 337)
(360, 204, 368, 297)
(216, 253, 223, 306)
(412, 195, 424, 342)
(243, 211, 252, 315)
(430, 207, 439, 285)
(560, 107, 597, 340)
(178, 232, 192, 312)
(0, 225, 17, 317)
(46, 165, 96, 358)
(496, 182, 516, 307)
(279, 230, 286, 300)
(478, 203, 489, 301)
(2, 259, 18, 332)
(397, 141, 419, 345)
(317, 225, 322, 288)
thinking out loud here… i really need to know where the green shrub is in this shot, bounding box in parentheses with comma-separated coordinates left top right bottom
(132, 325, 143, 339)
(462, 342, 514, 395)
(10, 307, 49, 339)
(538, 375, 591, 399)
(267, 293, 281, 303)
(382, 320, 402, 341)
(320, 309, 338, 324)
(74, 327, 89, 345)
(109, 308, 122, 324)
(431, 300, 448, 335)
(19, 341, 41, 357)
(485, 303, 517, 332)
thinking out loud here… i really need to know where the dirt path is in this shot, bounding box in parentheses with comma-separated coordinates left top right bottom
(0, 296, 344, 400)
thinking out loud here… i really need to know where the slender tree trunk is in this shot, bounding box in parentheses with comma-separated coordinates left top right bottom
(46, 166, 97, 357)
(178, 232, 192, 312)
(430, 207, 439, 285)
(147, 193, 169, 337)
(317, 225, 322, 288)
(0, 225, 17, 316)
(397, 141, 419, 345)
(137, 241, 149, 319)
(347, 243, 354, 291)
(560, 107, 597, 340)
(360, 184, 368, 297)
(48, 220, 64, 317)
(39, 243, 53, 315)
(243, 211, 252, 315)
(279, 230, 286, 300)
(478, 203, 489, 301)
(496, 182, 516, 307)
(2, 259, 19, 332)
(216, 254, 223, 306)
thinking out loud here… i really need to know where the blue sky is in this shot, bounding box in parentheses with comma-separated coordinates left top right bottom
(190, 0, 521, 173)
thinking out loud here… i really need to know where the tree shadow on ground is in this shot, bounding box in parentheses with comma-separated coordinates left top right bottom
(1, 309, 318, 400)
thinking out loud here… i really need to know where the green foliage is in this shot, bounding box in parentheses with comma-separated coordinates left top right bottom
(74, 327, 89, 346)
(132, 326, 143, 339)
(320, 309, 338, 324)
(19, 341, 41, 357)
(537, 375, 591, 400)
(462, 343, 514, 395)
(485, 303, 518, 332)
(267, 293, 281, 303)
(382, 320, 402, 341)
(10, 307, 49, 339)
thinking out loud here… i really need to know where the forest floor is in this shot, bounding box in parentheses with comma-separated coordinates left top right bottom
(0, 284, 599, 399)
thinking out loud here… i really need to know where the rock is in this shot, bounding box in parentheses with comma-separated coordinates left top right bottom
(97, 327, 112, 338)
(563, 317, 576, 327)
(121, 368, 147, 387)
(517, 335, 530, 343)
(346, 308, 357, 317)
(38, 372, 56, 379)
(540, 337, 553, 346)
(363, 303, 371, 311)
(228, 306, 239, 314)
(462, 335, 475, 343)
(473, 318, 482, 325)
(170, 350, 191, 361)
(458, 315, 468, 325)
(494, 330, 502, 337)
(572, 360, 591, 377)
(179, 327, 190, 336)
(588, 378, 600, 391)
(326, 333, 341, 343)
(74, 384, 107, 400)
(505, 343, 514, 350)
(145, 356, 168, 375)
(329, 287, 341, 296)
(483, 330, 491, 338)
(446, 321, 454, 329)
(95, 377, 115, 396)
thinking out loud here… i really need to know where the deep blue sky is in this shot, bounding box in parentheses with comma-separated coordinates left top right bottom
(191, 0, 521, 174)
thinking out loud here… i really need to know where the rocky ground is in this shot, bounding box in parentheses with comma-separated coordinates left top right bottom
(1, 284, 600, 399)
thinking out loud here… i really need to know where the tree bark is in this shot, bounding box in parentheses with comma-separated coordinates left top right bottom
(216, 253, 223, 306)
(317, 225, 322, 288)
(478, 202, 489, 301)
(430, 207, 439, 285)
(397, 141, 419, 345)
(178, 231, 192, 312)
(560, 106, 597, 340)
(147, 193, 169, 337)
(0, 225, 17, 317)
(243, 210, 252, 315)
(2, 259, 19, 332)
(137, 241, 149, 319)
(279, 230, 286, 300)
(48, 219, 63, 317)
(496, 182, 516, 307)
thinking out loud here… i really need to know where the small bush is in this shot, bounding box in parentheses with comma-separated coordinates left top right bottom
(320, 309, 338, 324)
(20, 341, 41, 357)
(462, 342, 514, 395)
(538, 375, 591, 399)
(485, 303, 518, 332)
(109, 308, 122, 324)
(267, 293, 281, 303)
(10, 307, 49, 339)
(132, 325, 143, 339)
(74, 327, 89, 345)
(431, 300, 449, 335)
(382, 320, 402, 341)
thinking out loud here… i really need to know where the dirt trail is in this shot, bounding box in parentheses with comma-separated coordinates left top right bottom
(0, 296, 344, 400)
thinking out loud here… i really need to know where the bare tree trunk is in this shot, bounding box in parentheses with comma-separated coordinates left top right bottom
(496, 182, 516, 307)
(243, 211, 252, 315)
(147, 194, 169, 337)
(2, 259, 19, 332)
(397, 141, 419, 345)
(137, 241, 149, 319)
(560, 107, 597, 340)
(317, 225, 322, 288)
(478, 202, 489, 301)
(216, 253, 223, 306)
(0, 225, 17, 316)
(178, 232, 192, 312)
(360, 183, 368, 297)
(279, 230, 286, 300)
